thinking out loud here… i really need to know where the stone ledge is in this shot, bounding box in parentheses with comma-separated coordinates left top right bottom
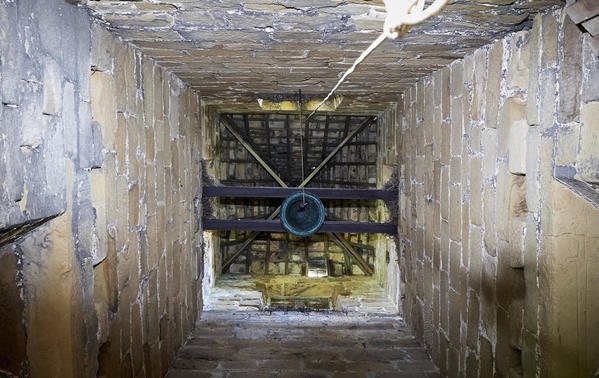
(0, 214, 60, 248)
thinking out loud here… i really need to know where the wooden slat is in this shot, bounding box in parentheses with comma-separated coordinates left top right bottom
(202, 186, 398, 201)
(566, 0, 599, 24)
(203, 219, 397, 234)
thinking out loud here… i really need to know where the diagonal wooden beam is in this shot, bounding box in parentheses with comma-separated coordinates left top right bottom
(220, 116, 377, 274)
(329, 232, 374, 276)
(220, 115, 287, 187)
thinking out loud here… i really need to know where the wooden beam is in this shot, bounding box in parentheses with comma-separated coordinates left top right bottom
(265, 234, 271, 275)
(218, 115, 377, 274)
(330, 232, 374, 276)
(220, 115, 287, 187)
(203, 219, 397, 234)
(202, 186, 398, 201)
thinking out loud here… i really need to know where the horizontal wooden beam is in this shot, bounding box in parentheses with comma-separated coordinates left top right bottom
(203, 186, 398, 201)
(203, 219, 397, 234)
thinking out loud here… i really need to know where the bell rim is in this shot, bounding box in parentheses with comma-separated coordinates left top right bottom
(280, 192, 325, 237)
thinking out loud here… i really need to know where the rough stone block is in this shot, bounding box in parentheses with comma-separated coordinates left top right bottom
(558, 16, 582, 123)
(506, 31, 530, 91)
(472, 48, 487, 122)
(42, 59, 63, 116)
(91, 22, 115, 73)
(480, 253, 497, 342)
(451, 96, 463, 157)
(555, 124, 580, 172)
(91, 71, 118, 150)
(449, 185, 461, 242)
(576, 102, 599, 183)
(541, 14, 558, 68)
(525, 127, 541, 213)
(483, 181, 497, 257)
(469, 226, 482, 292)
(499, 96, 528, 174)
(470, 157, 482, 227)
(481, 128, 497, 179)
(485, 41, 503, 130)
(527, 14, 542, 126)
(582, 34, 599, 102)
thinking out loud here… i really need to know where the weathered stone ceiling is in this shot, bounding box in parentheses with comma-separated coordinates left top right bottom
(83, 0, 563, 112)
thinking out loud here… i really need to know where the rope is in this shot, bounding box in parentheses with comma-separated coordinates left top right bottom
(298, 90, 306, 207)
(304, 0, 449, 122)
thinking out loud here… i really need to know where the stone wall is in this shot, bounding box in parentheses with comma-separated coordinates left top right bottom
(89, 22, 203, 378)
(0, 1, 203, 376)
(0, 0, 96, 376)
(397, 8, 599, 378)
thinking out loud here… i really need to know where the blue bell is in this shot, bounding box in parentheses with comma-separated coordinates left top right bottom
(280, 192, 325, 237)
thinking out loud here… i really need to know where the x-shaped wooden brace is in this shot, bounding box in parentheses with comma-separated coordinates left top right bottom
(218, 114, 377, 275)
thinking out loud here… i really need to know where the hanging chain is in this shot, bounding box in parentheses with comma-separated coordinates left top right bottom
(298, 90, 306, 207)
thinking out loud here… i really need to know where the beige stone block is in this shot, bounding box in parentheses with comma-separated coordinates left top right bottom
(449, 241, 461, 291)
(526, 127, 541, 213)
(483, 181, 497, 257)
(461, 202, 469, 257)
(486, 40, 503, 129)
(441, 219, 450, 272)
(541, 14, 557, 69)
(499, 95, 527, 173)
(481, 128, 497, 179)
(469, 226, 482, 292)
(116, 113, 127, 175)
(472, 48, 487, 122)
(91, 168, 108, 265)
(470, 156, 482, 227)
(441, 120, 451, 165)
(449, 185, 462, 242)
(441, 165, 449, 220)
(129, 183, 140, 229)
(527, 14, 542, 126)
(451, 60, 464, 97)
(508, 121, 528, 175)
(555, 124, 581, 167)
(506, 31, 530, 90)
(91, 71, 118, 150)
(451, 96, 463, 156)
(576, 102, 599, 183)
(450, 156, 461, 184)
(442, 67, 451, 121)
(480, 253, 497, 342)
(116, 175, 130, 251)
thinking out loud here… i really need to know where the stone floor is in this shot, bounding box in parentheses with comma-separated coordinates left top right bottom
(166, 311, 442, 378)
(203, 275, 398, 314)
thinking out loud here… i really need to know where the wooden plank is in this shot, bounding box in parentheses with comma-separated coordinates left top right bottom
(202, 186, 398, 201)
(203, 219, 397, 234)
(566, 0, 599, 24)
(220, 115, 287, 187)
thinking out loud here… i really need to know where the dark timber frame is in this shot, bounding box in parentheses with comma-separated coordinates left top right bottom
(202, 186, 398, 201)
(216, 114, 379, 275)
